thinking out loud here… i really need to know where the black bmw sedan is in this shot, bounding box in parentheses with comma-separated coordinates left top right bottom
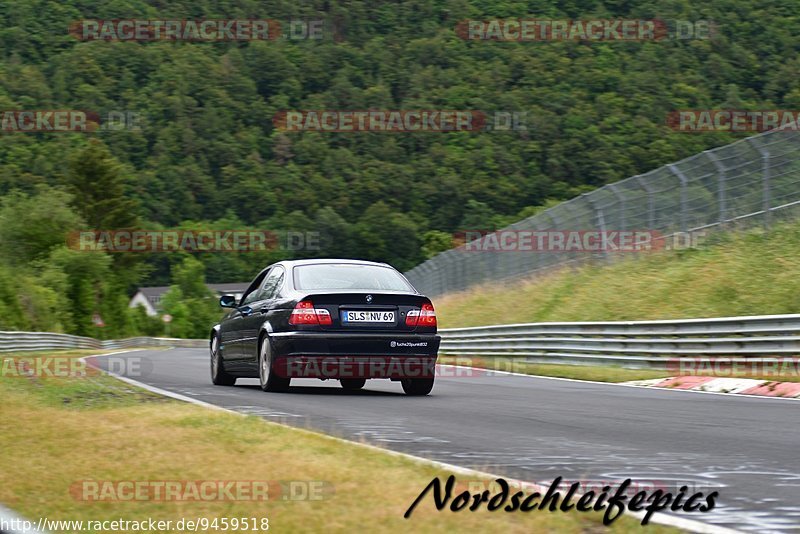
(210, 259, 441, 395)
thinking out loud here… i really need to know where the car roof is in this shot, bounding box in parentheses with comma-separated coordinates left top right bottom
(278, 258, 394, 269)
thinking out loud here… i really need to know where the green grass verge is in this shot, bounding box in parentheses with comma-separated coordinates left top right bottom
(436, 221, 800, 327)
(437, 356, 800, 384)
(437, 356, 670, 383)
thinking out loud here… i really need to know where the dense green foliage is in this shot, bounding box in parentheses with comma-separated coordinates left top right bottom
(0, 0, 797, 334)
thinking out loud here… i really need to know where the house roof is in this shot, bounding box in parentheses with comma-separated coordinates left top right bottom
(135, 283, 250, 300)
(138, 286, 171, 299)
(208, 283, 250, 294)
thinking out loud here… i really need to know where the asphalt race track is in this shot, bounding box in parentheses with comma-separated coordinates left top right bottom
(94, 348, 800, 533)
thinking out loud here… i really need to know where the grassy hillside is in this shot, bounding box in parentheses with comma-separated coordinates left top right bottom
(436, 221, 800, 328)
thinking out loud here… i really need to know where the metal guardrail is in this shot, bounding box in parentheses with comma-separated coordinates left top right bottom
(2, 314, 799, 370)
(103, 337, 207, 349)
(0, 332, 206, 353)
(438, 314, 800, 369)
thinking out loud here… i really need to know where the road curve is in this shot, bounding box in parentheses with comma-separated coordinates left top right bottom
(94, 348, 800, 533)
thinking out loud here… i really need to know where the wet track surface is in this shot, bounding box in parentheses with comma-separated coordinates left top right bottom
(94, 348, 800, 533)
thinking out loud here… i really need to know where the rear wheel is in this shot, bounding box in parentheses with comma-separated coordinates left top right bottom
(340, 378, 366, 390)
(259, 336, 290, 392)
(210, 335, 236, 386)
(401, 377, 434, 396)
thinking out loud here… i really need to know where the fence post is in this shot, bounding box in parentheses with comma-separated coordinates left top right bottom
(608, 183, 626, 231)
(705, 150, 727, 226)
(584, 192, 608, 261)
(445, 252, 456, 294)
(430, 263, 439, 297)
(535, 210, 558, 269)
(667, 164, 689, 234)
(748, 138, 772, 228)
(634, 175, 655, 230)
(764, 149, 772, 227)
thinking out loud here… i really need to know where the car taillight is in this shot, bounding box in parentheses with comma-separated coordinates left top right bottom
(419, 303, 437, 327)
(289, 300, 332, 325)
(406, 303, 437, 327)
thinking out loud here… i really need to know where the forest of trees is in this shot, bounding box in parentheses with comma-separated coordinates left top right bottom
(0, 0, 798, 336)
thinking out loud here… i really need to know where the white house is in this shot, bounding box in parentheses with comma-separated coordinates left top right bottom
(129, 283, 250, 317)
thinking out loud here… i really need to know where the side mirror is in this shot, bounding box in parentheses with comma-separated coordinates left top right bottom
(219, 295, 237, 308)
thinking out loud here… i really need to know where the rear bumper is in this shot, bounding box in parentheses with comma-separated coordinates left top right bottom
(270, 331, 440, 357)
(270, 332, 439, 379)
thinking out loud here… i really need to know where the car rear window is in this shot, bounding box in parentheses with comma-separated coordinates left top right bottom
(293, 264, 413, 291)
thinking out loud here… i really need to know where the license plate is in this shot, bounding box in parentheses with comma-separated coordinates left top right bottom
(342, 310, 395, 323)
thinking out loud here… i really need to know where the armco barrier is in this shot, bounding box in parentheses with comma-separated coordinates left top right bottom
(438, 313, 800, 369)
(0, 332, 206, 353)
(3, 314, 800, 370)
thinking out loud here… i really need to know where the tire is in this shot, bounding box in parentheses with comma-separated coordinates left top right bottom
(340, 378, 366, 390)
(401, 377, 434, 396)
(210, 335, 236, 386)
(259, 336, 290, 392)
